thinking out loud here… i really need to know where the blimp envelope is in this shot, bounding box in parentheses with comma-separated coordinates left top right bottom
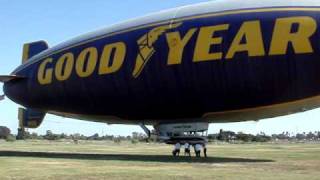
(3, 0, 320, 125)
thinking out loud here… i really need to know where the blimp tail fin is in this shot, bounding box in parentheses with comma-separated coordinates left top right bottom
(18, 108, 46, 129)
(22, 40, 49, 64)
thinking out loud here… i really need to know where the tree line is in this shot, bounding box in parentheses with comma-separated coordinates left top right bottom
(1, 126, 320, 143)
(208, 129, 320, 142)
(13, 130, 150, 143)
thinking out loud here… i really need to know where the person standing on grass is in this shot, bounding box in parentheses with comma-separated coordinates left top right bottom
(203, 143, 207, 157)
(172, 142, 181, 156)
(184, 142, 191, 156)
(195, 144, 202, 157)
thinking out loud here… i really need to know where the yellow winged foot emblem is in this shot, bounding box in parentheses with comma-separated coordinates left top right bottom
(132, 22, 182, 78)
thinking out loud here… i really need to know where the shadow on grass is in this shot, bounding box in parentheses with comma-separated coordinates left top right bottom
(0, 151, 274, 163)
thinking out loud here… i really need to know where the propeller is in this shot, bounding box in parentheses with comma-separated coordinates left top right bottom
(0, 75, 24, 83)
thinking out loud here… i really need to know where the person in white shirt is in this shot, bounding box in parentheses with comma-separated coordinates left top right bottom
(184, 143, 191, 156)
(172, 142, 181, 156)
(195, 144, 202, 157)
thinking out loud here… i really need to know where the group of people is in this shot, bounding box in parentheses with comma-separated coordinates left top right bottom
(172, 142, 207, 157)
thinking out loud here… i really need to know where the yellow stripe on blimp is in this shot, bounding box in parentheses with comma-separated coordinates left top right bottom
(35, 7, 320, 61)
(22, 44, 30, 64)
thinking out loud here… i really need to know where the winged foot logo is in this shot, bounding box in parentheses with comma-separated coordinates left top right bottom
(132, 23, 183, 78)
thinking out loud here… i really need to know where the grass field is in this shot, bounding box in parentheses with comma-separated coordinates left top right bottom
(0, 140, 319, 180)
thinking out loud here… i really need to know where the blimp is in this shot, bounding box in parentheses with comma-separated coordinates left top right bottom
(1, 0, 320, 148)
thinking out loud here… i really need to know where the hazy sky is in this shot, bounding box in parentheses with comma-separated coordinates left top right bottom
(0, 0, 319, 136)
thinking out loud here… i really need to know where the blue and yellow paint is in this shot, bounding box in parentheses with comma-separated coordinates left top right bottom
(36, 9, 318, 85)
(6, 7, 320, 121)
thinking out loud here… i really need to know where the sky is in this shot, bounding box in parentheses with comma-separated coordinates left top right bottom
(0, 0, 319, 136)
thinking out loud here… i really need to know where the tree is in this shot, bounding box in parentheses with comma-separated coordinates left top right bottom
(44, 130, 58, 140)
(236, 133, 254, 142)
(296, 133, 306, 140)
(218, 129, 236, 142)
(306, 132, 316, 141)
(58, 133, 68, 139)
(253, 134, 271, 142)
(30, 132, 40, 139)
(0, 126, 10, 139)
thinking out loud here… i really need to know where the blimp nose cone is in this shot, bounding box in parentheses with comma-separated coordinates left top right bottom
(3, 79, 29, 106)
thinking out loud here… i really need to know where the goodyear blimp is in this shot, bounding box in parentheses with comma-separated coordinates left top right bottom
(1, 0, 320, 146)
